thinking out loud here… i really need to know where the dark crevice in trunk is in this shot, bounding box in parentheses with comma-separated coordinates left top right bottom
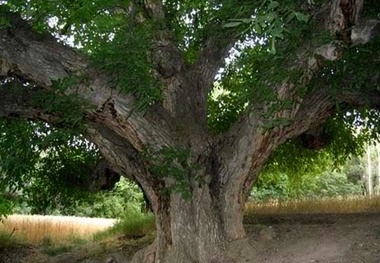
(206, 144, 224, 231)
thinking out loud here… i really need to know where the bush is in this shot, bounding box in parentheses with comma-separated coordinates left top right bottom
(94, 207, 155, 240)
(251, 170, 362, 202)
(74, 177, 144, 218)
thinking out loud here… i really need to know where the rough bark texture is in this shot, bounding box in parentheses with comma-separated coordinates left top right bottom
(1, 0, 380, 262)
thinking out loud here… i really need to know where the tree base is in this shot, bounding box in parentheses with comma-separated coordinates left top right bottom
(130, 238, 257, 263)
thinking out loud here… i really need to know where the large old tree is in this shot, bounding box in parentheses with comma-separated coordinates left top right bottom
(0, 0, 379, 262)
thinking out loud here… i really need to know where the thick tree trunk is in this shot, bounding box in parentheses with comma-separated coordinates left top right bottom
(131, 175, 254, 263)
(88, 129, 274, 263)
(87, 123, 262, 262)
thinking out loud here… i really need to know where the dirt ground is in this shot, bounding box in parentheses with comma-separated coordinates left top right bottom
(245, 213, 380, 263)
(1, 212, 380, 263)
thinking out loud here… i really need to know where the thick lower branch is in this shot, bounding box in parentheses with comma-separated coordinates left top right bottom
(1, 9, 177, 153)
(0, 80, 60, 123)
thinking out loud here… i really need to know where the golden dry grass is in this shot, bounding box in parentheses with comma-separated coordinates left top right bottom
(2, 196, 380, 246)
(0, 215, 116, 244)
(245, 195, 380, 216)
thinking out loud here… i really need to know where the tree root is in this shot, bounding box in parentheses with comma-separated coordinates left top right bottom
(130, 242, 156, 263)
(225, 238, 257, 263)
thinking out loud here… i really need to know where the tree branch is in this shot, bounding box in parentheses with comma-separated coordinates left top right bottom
(217, 0, 379, 196)
(0, 9, 175, 153)
(0, 80, 60, 123)
(190, 27, 236, 95)
(0, 10, 111, 107)
(138, 0, 165, 20)
(85, 125, 164, 214)
(189, 2, 258, 96)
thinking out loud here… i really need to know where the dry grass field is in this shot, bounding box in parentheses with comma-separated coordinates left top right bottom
(245, 195, 380, 216)
(1, 196, 380, 246)
(2, 197, 380, 262)
(0, 215, 116, 244)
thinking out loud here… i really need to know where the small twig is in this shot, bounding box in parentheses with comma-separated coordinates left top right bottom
(8, 227, 18, 240)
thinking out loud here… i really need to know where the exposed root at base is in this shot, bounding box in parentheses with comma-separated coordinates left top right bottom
(130, 242, 156, 263)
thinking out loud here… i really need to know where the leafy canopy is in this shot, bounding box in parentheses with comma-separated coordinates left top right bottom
(0, 0, 379, 213)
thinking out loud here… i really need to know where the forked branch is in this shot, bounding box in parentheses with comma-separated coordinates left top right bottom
(218, 0, 379, 195)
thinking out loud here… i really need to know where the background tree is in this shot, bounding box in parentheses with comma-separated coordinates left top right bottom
(345, 140, 380, 196)
(0, 118, 121, 216)
(0, 0, 379, 262)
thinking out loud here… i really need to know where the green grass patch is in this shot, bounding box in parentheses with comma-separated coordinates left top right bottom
(94, 210, 155, 241)
(0, 229, 20, 249)
(41, 234, 88, 256)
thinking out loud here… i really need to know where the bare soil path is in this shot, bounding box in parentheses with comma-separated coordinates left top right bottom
(245, 213, 380, 263)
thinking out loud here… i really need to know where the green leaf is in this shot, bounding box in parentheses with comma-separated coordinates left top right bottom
(255, 23, 262, 34)
(265, 12, 276, 23)
(0, 16, 11, 29)
(294, 12, 309, 23)
(286, 12, 295, 23)
(223, 21, 242, 28)
(270, 38, 276, 54)
(267, 1, 279, 10)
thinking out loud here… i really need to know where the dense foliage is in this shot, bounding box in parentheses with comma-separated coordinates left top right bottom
(0, 118, 99, 216)
(252, 170, 362, 202)
(72, 177, 144, 218)
(13, 177, 144, 218)
(0, 0, 378, 223)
